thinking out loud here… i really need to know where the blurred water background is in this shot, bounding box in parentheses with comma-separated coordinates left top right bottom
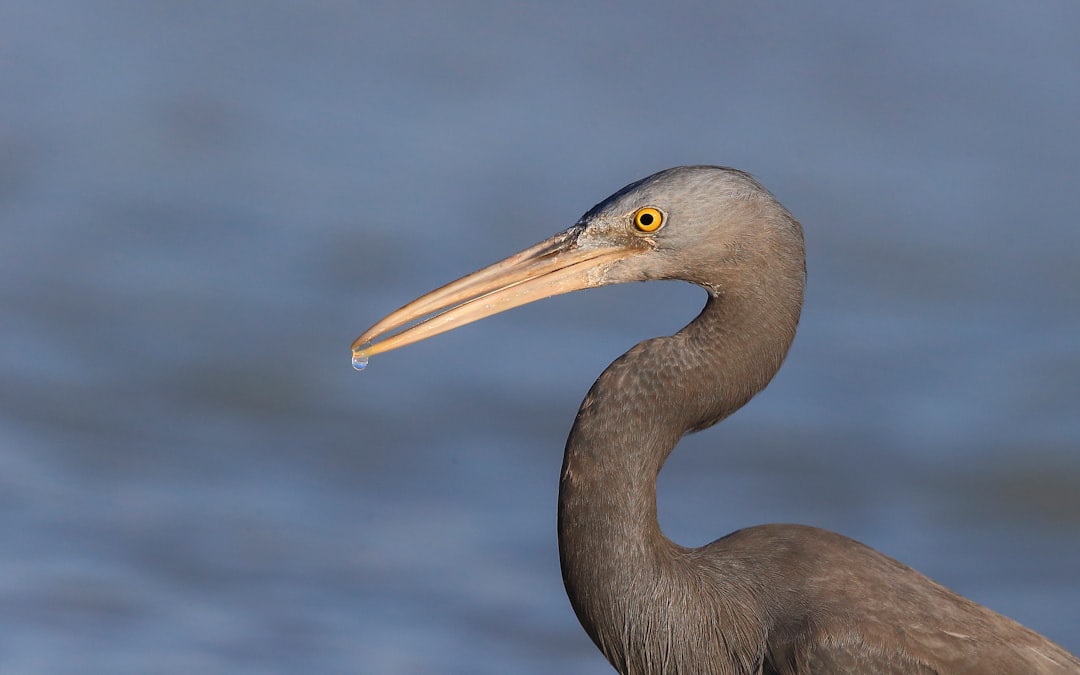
(1, 2, 1078, 673)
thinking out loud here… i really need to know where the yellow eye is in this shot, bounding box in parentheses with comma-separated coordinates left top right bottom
(633, 207, 664, 233)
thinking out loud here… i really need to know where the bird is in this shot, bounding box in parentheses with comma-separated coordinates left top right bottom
(353, 166, 1079, 674)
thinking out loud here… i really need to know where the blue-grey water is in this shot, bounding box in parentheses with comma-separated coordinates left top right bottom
(1, 2, 1078, 673)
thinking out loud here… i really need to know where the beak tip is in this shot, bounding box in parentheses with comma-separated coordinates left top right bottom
(351, 337, 377, 370)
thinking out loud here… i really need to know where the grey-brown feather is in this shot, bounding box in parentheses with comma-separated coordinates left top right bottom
(556, 167, 1079, 674)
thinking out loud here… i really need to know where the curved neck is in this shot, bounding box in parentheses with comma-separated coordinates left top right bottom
(557, 280, 801, 669)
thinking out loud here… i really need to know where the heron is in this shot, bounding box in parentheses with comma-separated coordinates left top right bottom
(353, 166, 1079, 674)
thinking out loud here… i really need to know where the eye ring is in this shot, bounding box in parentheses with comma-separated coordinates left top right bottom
(633, 207, 664, 233)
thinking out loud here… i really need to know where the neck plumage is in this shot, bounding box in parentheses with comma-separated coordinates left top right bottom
(557, 266, 802, 669)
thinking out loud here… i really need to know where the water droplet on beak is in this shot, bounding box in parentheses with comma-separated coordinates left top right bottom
(352, 342, 372, 371)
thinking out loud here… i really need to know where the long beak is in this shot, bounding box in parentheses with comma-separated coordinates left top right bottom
(352, 227, 641, 362)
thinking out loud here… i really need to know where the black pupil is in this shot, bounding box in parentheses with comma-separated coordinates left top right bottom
(639, 213, 654, 226)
